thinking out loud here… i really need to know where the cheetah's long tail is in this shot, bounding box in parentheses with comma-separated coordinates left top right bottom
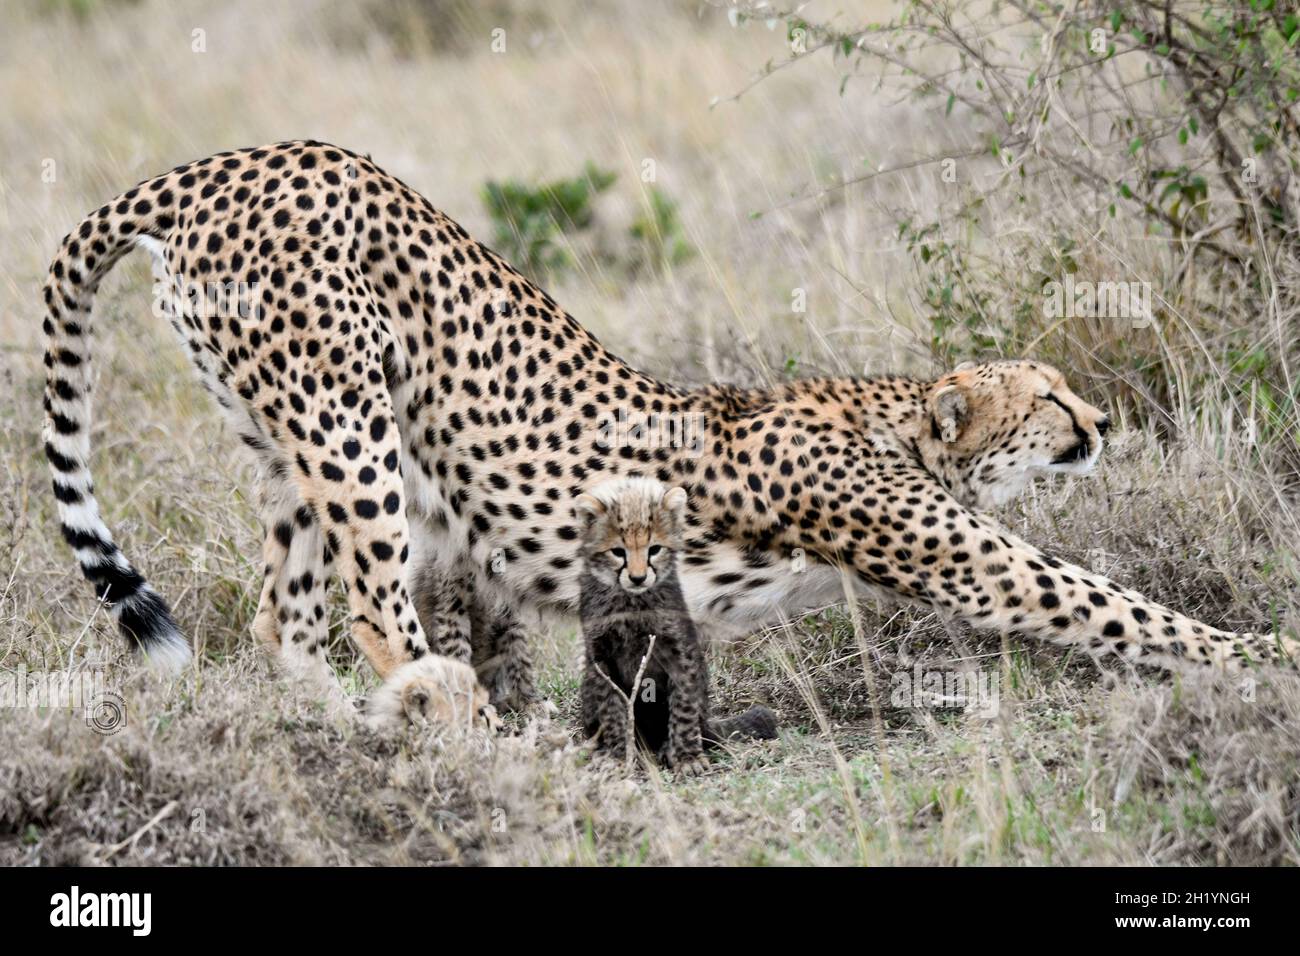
(41, 190, 191, 673)
(706, 704, 779, 744)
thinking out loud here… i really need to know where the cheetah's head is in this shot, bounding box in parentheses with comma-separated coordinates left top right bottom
(917, 360, 1110, 509)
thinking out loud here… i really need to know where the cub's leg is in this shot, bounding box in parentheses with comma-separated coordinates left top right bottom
(585, 660, 629, 757)
(409, 548, 542, 715)
(580, 660, 603, 738)
(432, 569, 475, 663)
(472, 600, 543, 714)
(662, 646, 707, 776)
(410, 562, 448, 654)
(406, 523, 475, 662)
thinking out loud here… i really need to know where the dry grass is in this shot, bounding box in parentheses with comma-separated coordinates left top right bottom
(1, 0, 1298, 866)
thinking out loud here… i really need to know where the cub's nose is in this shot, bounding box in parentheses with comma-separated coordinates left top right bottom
(627, 572, 647, 586)
(1096, 416, 1111, 436)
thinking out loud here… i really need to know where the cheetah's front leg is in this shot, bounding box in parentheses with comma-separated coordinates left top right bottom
(831, 471, 1300, 673)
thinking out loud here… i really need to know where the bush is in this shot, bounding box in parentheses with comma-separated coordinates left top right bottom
(630, 187, 695, 272)
(481, 163, 616, 280)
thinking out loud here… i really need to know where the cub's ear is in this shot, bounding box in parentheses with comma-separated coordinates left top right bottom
(661, 486, 688, 515)
(574, 493, 605, 525)
(953, 360, 976, 372)
(929, 384, 970, 444)
(401, 684, 431, 726)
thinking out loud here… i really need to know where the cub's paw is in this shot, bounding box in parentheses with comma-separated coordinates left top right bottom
(366, 655, 500, 733)
(671, 754, 709, 778)
(482, 674, 535, 717)
(523, 697, 560, 723)
(663, 746, 709, 778)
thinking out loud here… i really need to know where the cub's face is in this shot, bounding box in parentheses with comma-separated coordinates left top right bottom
(367, 655, 500, 733)
(575, 480, 687, 595)
(920, 360, 1111, 508)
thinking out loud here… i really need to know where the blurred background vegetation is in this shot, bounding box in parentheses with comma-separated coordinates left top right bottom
(757, 0, 1300, 482)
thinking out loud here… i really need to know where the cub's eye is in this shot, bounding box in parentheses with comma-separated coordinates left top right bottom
(610, 547, 626, 560)
(648, 545, 663, 558)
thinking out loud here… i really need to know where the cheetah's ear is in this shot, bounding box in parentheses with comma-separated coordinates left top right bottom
(574, 493, 605, 525)
(661, 486, 688, 515)
(930, 384, 970, 444)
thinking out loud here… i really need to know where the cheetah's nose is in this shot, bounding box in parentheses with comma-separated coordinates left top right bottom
(627, 572, 647, 586)
(1096, 416, 1111, 436)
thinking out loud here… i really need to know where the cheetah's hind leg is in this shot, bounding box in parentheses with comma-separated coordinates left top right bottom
(250, 475, 353, 720)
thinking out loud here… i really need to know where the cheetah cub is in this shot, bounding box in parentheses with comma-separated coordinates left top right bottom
(575, 477, 778, 776)
(364, 655, 502, 733)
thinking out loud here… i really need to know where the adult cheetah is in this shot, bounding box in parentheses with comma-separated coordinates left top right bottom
(42, 141, 1297, 722)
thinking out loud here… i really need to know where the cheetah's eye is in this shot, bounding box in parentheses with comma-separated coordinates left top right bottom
(648, 545, 663, 558)
(610, 547, 626, 560)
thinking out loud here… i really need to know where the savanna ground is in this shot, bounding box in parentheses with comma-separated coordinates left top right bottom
(1, 0, 1299, 865)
